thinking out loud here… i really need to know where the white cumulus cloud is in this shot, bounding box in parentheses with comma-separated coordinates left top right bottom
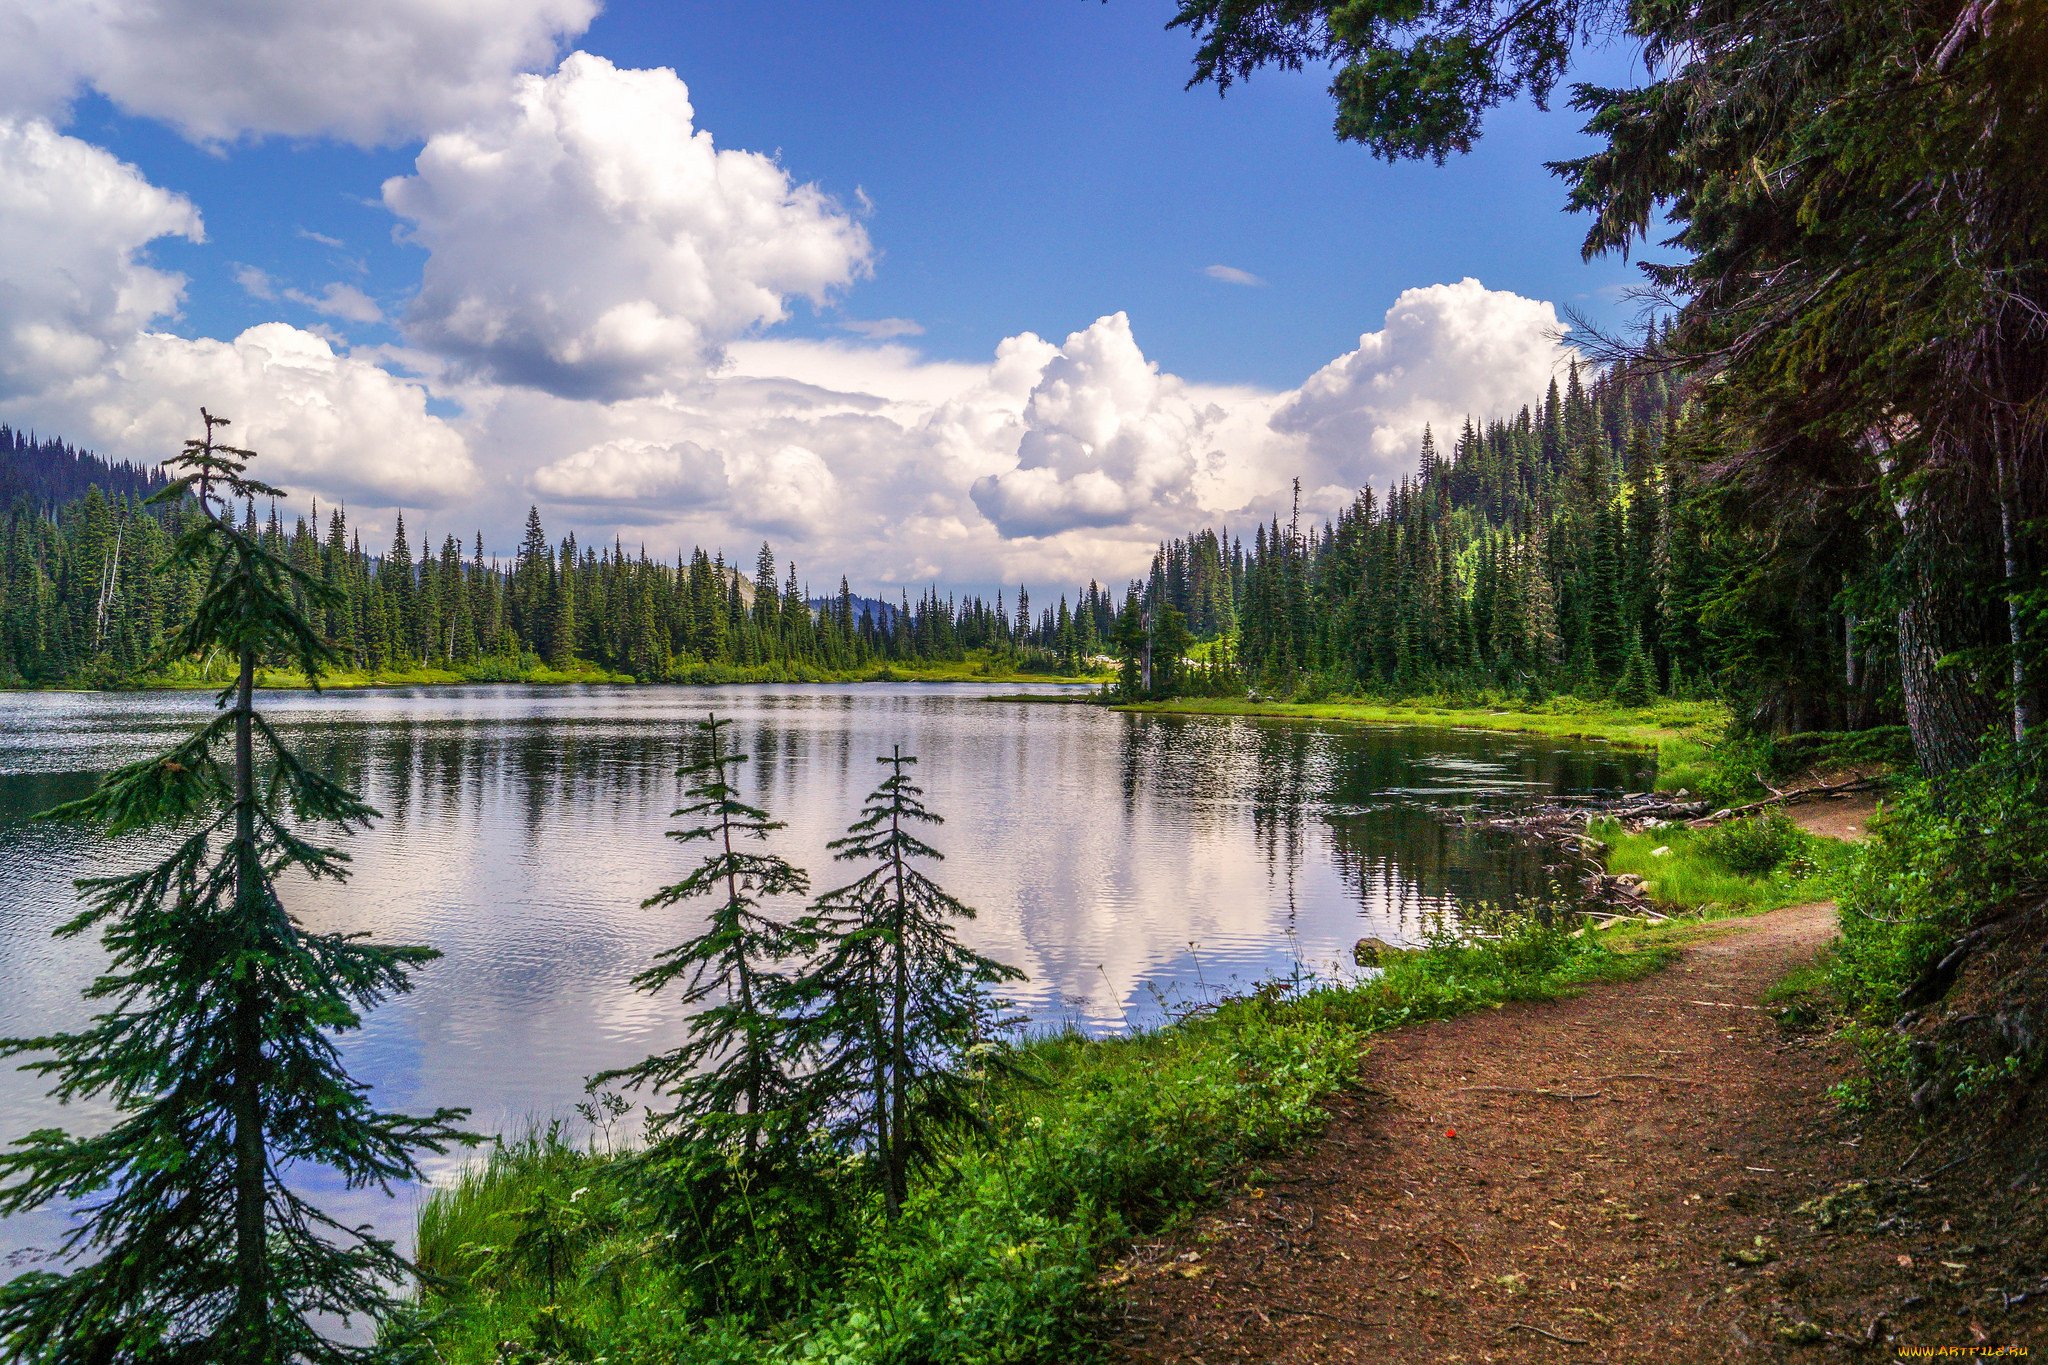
(384, 53, 873, 401)
(0, 117, 202, 400)
(33, 324, 476, 507)
(0, 117, 467, 509)
(0, 0, 597, 145)
(531, 438, 725, 504)
(1274, 277, 1573, 490)
(721, 444, 840, 536)
(969, 313, 1224, 539)
(486, 319, 1294, 588)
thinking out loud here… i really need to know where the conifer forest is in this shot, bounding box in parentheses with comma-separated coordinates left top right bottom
(0, 355, 1881, 730)
(3, 0, 2047, 1362)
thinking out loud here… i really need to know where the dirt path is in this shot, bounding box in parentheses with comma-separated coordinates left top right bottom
(1112, 902, 2046, 1362)
(1784, 792, 1882, 843)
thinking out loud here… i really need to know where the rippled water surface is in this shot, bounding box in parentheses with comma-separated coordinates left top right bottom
(0, 682, 1648, 1258)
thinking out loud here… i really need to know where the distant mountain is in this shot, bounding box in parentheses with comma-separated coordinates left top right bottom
(809, 592, 899, 630)
(1, 427, 167, 509)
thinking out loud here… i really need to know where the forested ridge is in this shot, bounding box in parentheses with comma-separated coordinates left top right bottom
(0, 429, 1125, 686)
(1118, 357, 1885, 737)
(0, 352, 1925, 749)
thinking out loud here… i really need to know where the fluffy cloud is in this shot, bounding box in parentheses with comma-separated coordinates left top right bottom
(722, 444, 841, 536)
(384, 53, 873, 401)
(490, 317, 1286, 587)
(1274, 277, 1573, 488)
(0, 117, 201, 400)
(1, 92, 1574, 592)
(970, 313, 1226, 539)
(34, 324, 476, 506)
(1, 0, 596, 145)
(531, 438, 725, 504)
(0, 116, 468, 507)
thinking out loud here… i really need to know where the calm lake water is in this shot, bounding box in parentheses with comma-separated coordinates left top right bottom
(0, 682, 1648, 1262)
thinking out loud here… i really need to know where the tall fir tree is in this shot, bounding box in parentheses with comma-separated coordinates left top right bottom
(592, 713, 810, 1158)
(0, 412, 470, 1363)
(789, 747, 1021, 1217)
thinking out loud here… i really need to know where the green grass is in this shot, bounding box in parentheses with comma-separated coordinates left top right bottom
(858, 655, 1109, 686)
(1113, 693, 1729, 789)
(255, 659, 637, 689)
(400, 919, 1674, 1364)
(117, 649, 1111, 693)
(1593, 814, 1854, 917)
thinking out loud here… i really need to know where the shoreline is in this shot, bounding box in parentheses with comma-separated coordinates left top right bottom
(1108, 694, 1727, 789)
(3, 664, 1114, 695)
(410, 914, 1677, 1360)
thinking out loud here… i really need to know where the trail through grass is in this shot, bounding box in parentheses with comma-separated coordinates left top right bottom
(401, 920, 1674, 1363)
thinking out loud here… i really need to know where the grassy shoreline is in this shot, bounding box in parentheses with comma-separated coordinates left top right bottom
(1111, 694, 1728, 792)
(402, 799, 1859, 1361)
(12, 656, 1111, 694)
(402, 922, 1676, 1363)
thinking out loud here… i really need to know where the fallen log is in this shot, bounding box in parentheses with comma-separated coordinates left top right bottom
(1685, 774, 1883, 828)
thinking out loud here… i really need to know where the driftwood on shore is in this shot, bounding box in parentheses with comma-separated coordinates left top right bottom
(1449, 797, 1676, 922)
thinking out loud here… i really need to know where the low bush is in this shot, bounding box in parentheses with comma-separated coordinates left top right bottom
(1696, 812, 1806, 877)
(1824, 741, 2048, 1112)
(1830, 742, 2048, 1021)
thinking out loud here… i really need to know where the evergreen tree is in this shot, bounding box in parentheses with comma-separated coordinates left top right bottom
(548, 535, 577, 668)
(1111, 594, 1148, 698)
(789, 748, 1021, 1217)
(1614, 633, 1657, 708)
(1150, 604, 1194, 697)
(592, 713, 810, 1158)
(0, 412, 470, 1363)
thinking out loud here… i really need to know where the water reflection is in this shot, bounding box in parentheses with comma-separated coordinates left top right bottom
(0, 684, 1647, 1259)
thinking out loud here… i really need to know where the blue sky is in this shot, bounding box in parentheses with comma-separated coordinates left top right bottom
(0, 0, 1654, 591)
(80, 1, 1646, 387)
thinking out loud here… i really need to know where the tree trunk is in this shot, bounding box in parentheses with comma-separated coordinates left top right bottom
(886, 814, 908, 1219)
(870, 997, 889, 1205)
(1140, 611, 1153, 697)
(1896, 593, 1997, 773)
(1994, 442, 2037, 743)
(231, 641, 269, 1361)
(1843, 608, 1866, 731)
(1886, 452, 2002, 774)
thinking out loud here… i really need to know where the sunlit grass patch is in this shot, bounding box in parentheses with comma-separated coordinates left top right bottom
(1113, 692, 1727, 762)
(1594, 814, 1853, 917)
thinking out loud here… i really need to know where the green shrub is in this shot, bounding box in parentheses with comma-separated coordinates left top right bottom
(1821, 742, 2048, 1112)
(1596, 817, 1847, 915)
(1830, 742, 2048, 1022)
(1696, 812, 1805, 876)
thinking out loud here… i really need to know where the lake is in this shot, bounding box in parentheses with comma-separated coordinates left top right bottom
(0, 682, 1648, 1261)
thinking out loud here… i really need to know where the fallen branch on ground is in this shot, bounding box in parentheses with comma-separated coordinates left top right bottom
(1508, 1321, 1591, 1346)
(1233, 1297, 1381, 1329)
(1686, 774, 1883, 827)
